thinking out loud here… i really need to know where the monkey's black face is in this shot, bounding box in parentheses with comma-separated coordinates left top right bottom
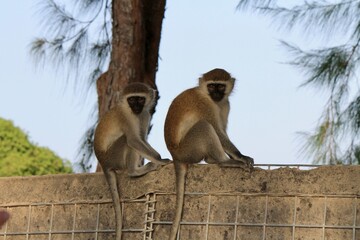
(127, 96, 146, 114)
(207, 83, 226, 102)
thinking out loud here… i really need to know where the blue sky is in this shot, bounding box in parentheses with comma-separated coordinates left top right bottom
(0, 1, 324, 170)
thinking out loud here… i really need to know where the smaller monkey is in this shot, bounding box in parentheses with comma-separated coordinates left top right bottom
(94, 82, 170, 240)
(164, 68, 253, 240)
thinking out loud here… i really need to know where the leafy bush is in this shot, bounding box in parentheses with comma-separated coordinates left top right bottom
(0, 118, 72, 176)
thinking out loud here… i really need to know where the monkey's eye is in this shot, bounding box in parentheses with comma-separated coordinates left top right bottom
(127, 97, 137, 104)
(207, 84, 216, 91)
(217, 84, 226, 92)
(127, 96, 146, 104)
(208, 83, 226, 92)
(137, 97, 146, 105)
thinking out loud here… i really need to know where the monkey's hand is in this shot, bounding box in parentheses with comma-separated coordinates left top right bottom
(230, 153, 254, 168)
(159, 158, 172, 165)
(147, 161, 171, 173)
(220, 155, 254, 171)
(239, 155, 254, 168)
(129, 161, 169, 177)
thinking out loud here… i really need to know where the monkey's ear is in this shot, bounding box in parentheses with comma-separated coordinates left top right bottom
(147, 89, 157, 106)
(150, 89, 157, 101)
(198, 77, 203, 85)
(226, 78, 236, 94)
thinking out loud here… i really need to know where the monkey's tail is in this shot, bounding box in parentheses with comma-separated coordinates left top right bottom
(169, 161, 188, 240)
(104, 170, 123, 240)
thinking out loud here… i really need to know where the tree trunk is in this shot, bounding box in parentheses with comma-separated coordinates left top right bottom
(95, 0, 166, 171)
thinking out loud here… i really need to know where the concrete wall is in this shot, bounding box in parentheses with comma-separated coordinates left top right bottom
(0, 165, 359, 240)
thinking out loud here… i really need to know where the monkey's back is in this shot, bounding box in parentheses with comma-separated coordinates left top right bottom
(164, 87, 217, 152)
(94, 106, 135, 169)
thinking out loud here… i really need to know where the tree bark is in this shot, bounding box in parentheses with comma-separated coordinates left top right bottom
(95, 0, 166, 171)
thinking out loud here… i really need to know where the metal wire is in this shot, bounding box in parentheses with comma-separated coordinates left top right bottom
(151, 193, 360, 240)
(254, 164, 320, 170)
(2, 195, 358, 239)
(0, 199, 145, 240)
(143, 193, 157, 240)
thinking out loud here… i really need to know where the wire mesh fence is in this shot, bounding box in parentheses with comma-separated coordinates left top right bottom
(0, 164, 359, 240)
(151, 192, 360, 240)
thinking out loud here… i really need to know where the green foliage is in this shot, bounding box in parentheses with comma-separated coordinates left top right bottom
(0, 118, 73, 176)
(238, 0, 360, 164)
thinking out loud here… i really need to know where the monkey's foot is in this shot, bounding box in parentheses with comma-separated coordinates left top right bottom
(218, 159, 253, 171)
(128, 162, 166, 177)
(219, 160, 245, 167)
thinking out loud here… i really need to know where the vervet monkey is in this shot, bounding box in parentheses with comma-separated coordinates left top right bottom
(94, 82, 170, 240)
(164, 68, 253, 240)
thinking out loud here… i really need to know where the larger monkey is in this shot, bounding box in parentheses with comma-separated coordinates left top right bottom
(94, 82, 170, 240)
(164, 68, 253, 240)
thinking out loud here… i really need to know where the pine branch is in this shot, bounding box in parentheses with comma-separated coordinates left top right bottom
(237, 0, 276, 11)
(31, 0, 111, 86)
(297, 101, 341, 165)
(282, 41, 353, 93)
(237, 0, 360, 165)
(342, 95, 360, 134)
(32, 0, 112, 171)
(76, 120, 97, 172)
(238, 0, 360, 37)
(274, 1, 358, 35)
